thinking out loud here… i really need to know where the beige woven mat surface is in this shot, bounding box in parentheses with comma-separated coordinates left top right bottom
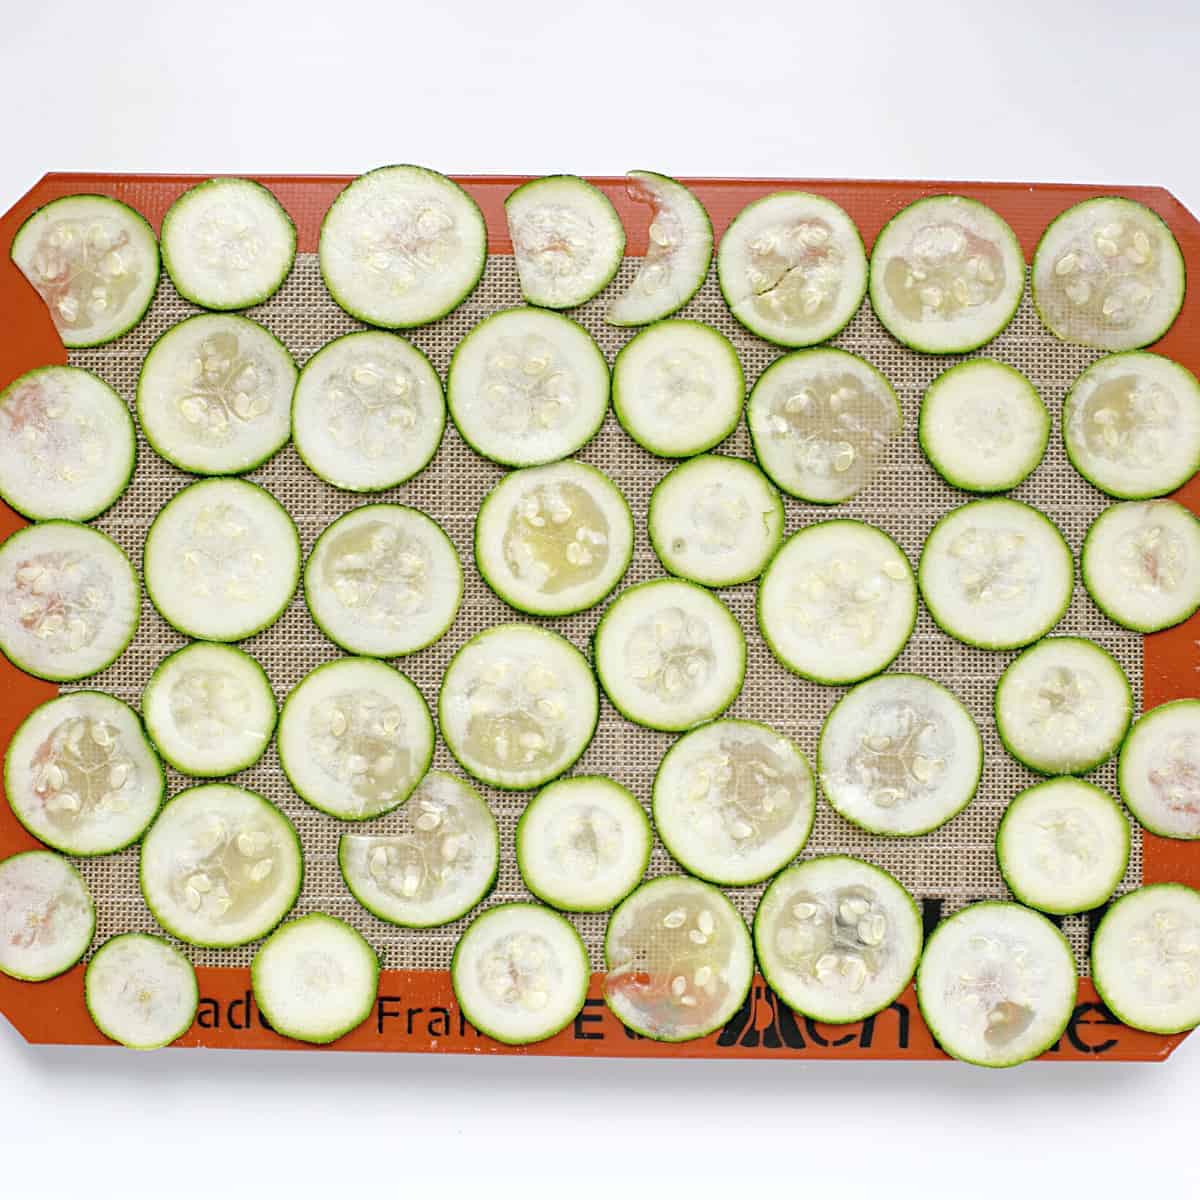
(66, 252, 1139, 973)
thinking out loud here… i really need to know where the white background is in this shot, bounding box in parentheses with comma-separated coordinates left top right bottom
(2, 1, 1200, 1195)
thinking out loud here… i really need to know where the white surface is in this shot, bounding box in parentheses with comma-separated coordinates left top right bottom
(2, 0, 1200, 1194)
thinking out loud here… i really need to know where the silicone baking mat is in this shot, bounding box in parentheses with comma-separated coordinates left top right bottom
(1, 174, 1198, 1059)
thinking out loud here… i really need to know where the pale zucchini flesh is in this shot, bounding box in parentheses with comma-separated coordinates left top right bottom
(1119, 700, 1200, 840)
(0, 850, 95, 982)
(0, 366, 135, 522)
(755, 856, 922, 1024)
(452, 902, 589, 1044)
(653, 719, 814, 886)
(5, 690, 164, 856)
(85, 933, 199, 1049)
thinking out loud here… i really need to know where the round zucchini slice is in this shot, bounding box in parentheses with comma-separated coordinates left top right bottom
(997, 778, 1129, 915)
(819, 673, 982, 837)
(612, 319, 744, 458)
(85, 933, 199, 1050)
(916, 901, 1077, 1067)
(0, 366, 135, 522)
(252, 913, 379, 1045)
(304, 504, 463, 657)
(142, 642, 276, 777)
(292, 330, 444, 492)
(1091, 883, 1200, 1034)
(515, 776, 650, 912)
(11, 193, 159, 348)
(604, 875, 754, 1042)
(755, 856, 922, 1024)
(593, 578, 745, 732)
(1118, 700, 1200, 839)
(319, 164, 486, 328)
(448, 307, 609, 466)
(994, 637, 1131, 775)
(607, 171, 712, 326)
(919, 499, 1073, 650)
(747, 348, 900, 503)
(919, 360, 1050, 493)
(161, 177, 295, 311)
(475, 460, 632, 616)
(278, 657, 434, 821)
(452, 903, 589, 1044)
(439, 624, 598, 790)
(506, 175, 625, 309)
(869, 195, 1024, 354)
(339, 771, 498, 927)
(0, 520, 139, 682)
(717, 191, 867, 347)
(758, 519, 916, 685)
(140, 783, 303, 948)
(648, 455, 782, 587)
(1032, 197, 1185, 351)
(1082, 499, 1200, 632)
(1063, 352, 1200, 500)
(143, 478, 300, 642)
(0, 850, 94, 981)
(5, 691, 163, 856)
(137, 314, 295, 475)
(653, 719, 814, 886)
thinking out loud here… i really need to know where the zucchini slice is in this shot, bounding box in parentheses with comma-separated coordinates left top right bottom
(916, 901, 1077, 1067)
(140, 783, 303, 948)
(717, 192, 867, 347)
(1091, 883, 1200, 1034)
(747, 348, 900, 503)
(11, 193, 159, 348)
(319, 164, 486, 328)
(452, 902, 589, 1044)
(142, 642, 277, 777)
(754, 856, 922, 1024)
(515, 776, 650, 912)
(304, 504, 463, 657)
(607, 171, 712, 326)
(994, 637, 1131, 776)
(1118, 700, 1200, 840)
(292, 330, 445, 492)
(758, 519, 916, 685)
(603, 875, 754, 1042)
(819, 673, 982, 837)
(997, 779, 1129, 914)
(612, 319, 744, 458)
(5, 691, 164, 856)
(1081, 499, 1200, 632)
(506, 176, 625, 309)
(85, 933, 198, 1050)
(161, 177, 295, 311)
(278, 657, 434, 821)
(919, 499, 1073, 650)
(919, 360, 1049, 493)
(593, 578, 745, 732)
(1032, 197, 1185, 351)
(447, 307, 609, 467)
(0, 850, 94, 981)
(649, 455, 782, 588)
(0, 366, 135, 522)
(252, 913, 379, 1045)
(653, 719, 814, 886)
(143, 478, 300, 642)
(439, 624, 598, 790)
(475, 460, 633, 616)
(339, 770, 498, 927)
(0, 520, 139, 682)
(1063, 352, 1200, 499)
(869, 195, 1024, 354)
(137, 314, 295, 475)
